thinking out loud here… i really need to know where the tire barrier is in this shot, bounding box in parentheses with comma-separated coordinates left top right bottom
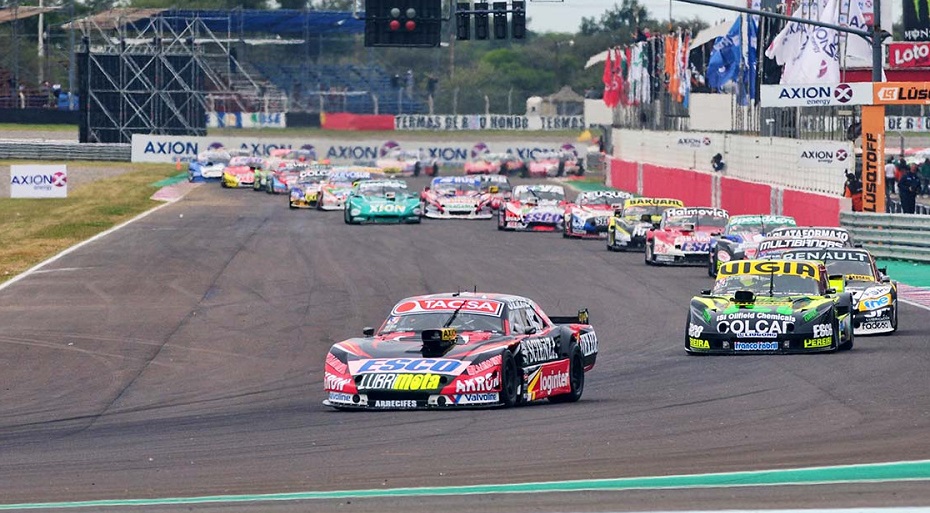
(0, 141, 130, 161)
(840, 211, 930, 262)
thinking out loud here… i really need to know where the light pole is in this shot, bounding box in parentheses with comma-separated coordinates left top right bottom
(554, 39, 574, 91)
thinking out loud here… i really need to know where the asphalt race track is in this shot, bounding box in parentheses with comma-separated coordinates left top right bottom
(2, 177, 930, 512)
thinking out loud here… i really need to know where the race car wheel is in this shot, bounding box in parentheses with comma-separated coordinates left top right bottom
(520, 166, 528, 179)
(289, 202, 296, 210)
(607, 231, 616, 251)
(343, 208, 353, 224)
(413, 162, 421, 177)
(499, 351, 520, 407)
(576, 162, 585, 176)
(549, 346, 584, 403)
(707, 254, 717, 277)
(838, 316, 854, 351)
(497, 211, 505, 230)
(557, 161, 565, 177)
(644, 241, 656, 265)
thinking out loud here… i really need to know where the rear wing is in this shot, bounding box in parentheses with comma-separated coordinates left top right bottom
(549, 309, 589, 325)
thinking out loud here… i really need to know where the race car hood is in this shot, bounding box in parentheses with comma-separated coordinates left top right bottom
(570, 205, 613, 217)
(224, 166, 255, 177)
(690, 295, 836, 338)
(717, 233, 766, 257)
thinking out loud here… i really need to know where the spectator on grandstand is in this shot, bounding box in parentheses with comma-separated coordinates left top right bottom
(427, 75, 438, 99)
(884, 157, 896, 196)
(920, 158, 930, 196)
(899, 165, 922, 214)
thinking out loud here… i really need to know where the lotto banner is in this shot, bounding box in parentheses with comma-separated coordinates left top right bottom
(860, 105, 885, 214)
(888, 43, 930, 68)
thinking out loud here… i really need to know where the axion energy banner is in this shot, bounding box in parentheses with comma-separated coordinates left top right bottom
(860, 105, 885, 213)
(903, 0, 930, 41)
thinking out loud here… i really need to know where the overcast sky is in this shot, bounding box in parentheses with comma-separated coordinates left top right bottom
(525, 0, 903, 34)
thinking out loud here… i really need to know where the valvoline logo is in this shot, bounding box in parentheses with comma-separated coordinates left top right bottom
(379, 140, 401, 158)
(471, 142, 490, 159)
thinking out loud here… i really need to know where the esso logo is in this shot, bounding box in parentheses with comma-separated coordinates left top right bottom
(892, 44, 930, 66)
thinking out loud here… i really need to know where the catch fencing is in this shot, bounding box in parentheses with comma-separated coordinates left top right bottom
(840, 211, 930, 263)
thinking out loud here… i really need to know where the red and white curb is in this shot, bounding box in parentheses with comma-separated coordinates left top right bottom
(151, 181, 201, 202)
(898, 283, 930, 312)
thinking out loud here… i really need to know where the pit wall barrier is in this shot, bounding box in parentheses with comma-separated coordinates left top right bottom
(606, 156, 850, 226)
(612, 129, 852, 196)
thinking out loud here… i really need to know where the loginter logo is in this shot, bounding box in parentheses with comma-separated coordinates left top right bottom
(539, 371, 569, 395)
(877, 87, 899, 101)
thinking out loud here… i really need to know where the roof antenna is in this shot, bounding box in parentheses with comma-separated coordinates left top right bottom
(473, 285, 477, 293)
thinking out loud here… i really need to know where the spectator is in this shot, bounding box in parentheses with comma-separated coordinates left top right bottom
(843, 171, 863, 212)
(427, 75, 438, 98)
(899, 164, 922, 214)
(711, 153, 726, 172)
(884, 157, 896, 196)
(920, 157, 930, 197)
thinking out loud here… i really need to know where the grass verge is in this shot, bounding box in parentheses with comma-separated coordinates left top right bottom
(0, 123, 77, 132)
(0, 162, 177, 283)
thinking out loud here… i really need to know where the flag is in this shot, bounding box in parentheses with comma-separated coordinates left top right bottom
(602, 48, 618, 108)
(615, 47, 627, 107)
(620, 47, 632, 106)
(784, 0, 840, 83)
(678, 33, 691, 107)
(740, 15, 759, 106)
(665, 34, 678, 98)
(707, 17, 742, 91)
(628, 42, 652, 105)
(842, 0, 872, 66)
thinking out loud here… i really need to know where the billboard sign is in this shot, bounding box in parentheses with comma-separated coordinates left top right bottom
(760, 83, 873, 107)
(10, 165, 68, 198)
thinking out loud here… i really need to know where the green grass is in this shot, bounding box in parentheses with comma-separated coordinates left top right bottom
(0, 123, 77, 132)
(0, 162, 177, 283)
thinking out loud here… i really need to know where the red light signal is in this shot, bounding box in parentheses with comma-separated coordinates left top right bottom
(406, 20, 416, 30)
(389, 19, 401, 30)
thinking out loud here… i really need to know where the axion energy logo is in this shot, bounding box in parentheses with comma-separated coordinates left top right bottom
(9, 165, 68, 198)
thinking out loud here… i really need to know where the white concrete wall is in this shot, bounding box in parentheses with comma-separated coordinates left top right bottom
(613, 128, 852, 197)
(688, 94, 734, 132)
(584, 99, 613, 126)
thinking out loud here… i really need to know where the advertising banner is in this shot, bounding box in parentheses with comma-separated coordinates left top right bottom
(10, 165, 68, 198)
(888, 42, 930, 68)
(393, 114, 586, 131)
(206, 112, 287, 129)
(903, 0, 930, 41)
(873, 82, 930, 104)
(796, 142, 853, 169)
(860, 105, 885, 213)
(760, 83, 874, 107)
(886, 116, 930, 131)
(130, 135, 587, 165)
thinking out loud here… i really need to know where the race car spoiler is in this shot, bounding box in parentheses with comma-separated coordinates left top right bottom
(549, 309, 590, 325)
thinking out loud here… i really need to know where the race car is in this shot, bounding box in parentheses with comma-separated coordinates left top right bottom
(375, 148, 438, 177)
(317, 168, 383, 211)
(221, 156, 265, 188)
(344, 180, 422, 224)
(685, 259, 854, 354)
(478, 174, 513, 210)
(322, 292, 597, 410)
(525, 151, 584, 178)
(266, 165, 306, 195)
(563, 190, 633, 239)
(288, 167, 333, 209)
(464, 153, 525, 175)
(498, 184, 568, 231)
(188, 149, 231, 182)
(606, 197, 684, 252)
(644, 207, 729, 265)
(778, 248, 897, 335)
(708, 215, 798, 277)
(754, 236, 849, 259)
(420, 176, 493, 219)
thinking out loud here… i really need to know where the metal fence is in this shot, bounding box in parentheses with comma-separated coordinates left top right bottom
(0, 141, 130, 161)
(840, 211, 930, 263)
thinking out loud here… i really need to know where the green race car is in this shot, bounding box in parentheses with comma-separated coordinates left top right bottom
(344, 180, 422, 224)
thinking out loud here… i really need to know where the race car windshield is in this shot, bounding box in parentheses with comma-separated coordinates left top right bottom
(359, 184, 408, 196)
(666, 214, 728, 229)
(515, 189, 564, 202)
(623, 205, 664, 218)
(436, 182, 479, 194)
(713, 275, 822, 297)
(297, 175, 327, 184)
(581, 196, 619, 206)
(825, 259, 874, 278)
(726, 218, 796, 235)
(380, 313, 504, 334)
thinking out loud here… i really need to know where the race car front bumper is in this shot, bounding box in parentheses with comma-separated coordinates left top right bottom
(852, 306, 895, 335)
(686, 335, 839, 354)
(324, 391, 502, 409)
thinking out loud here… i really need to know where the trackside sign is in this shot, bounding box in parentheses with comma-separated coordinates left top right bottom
(760, 83, 874, 107)
(10, 165, 68, 198)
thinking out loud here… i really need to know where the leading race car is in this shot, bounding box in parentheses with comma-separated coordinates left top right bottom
(563, 190, 633, 239)
(420, 176, 494, 219)
(778, 248, 897, 335)
(375, 148, 438, 177)
(288, 166, 333, 209)
(188, 149, 231, 182)
(344, 179, 421, 224)
(322, 292, 598, 410)
(478, 174, 513, 211)
(606, 197, 684, 252)
(685, 259, 854, 354)
(498, 184, 568, 231)
(644, 207, 729, 265)
(708, 215, 798, 277)
(317, 168, 383, 211)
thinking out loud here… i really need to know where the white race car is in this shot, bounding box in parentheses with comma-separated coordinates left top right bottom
(498, 184, 568, 231)
(419, 176, 494, 219)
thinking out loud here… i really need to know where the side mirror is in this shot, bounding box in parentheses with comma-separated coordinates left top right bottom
(701, 289, 712, 295)
(362, 327, 375, 337)
(825, 288, 836, 295)
(881, 276, 891, 283)
(523, 326, 537, 335)
(828, 274, 843, 282)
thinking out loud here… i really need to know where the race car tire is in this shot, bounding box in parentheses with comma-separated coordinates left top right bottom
(606, 231, 616, 251)
(499, 351, 520, 407)
(343, 208, 353, 224)
(707, 254, 717, 277)
(413, 162, 421, 177)
(838, 316, 854, 351)
(520, 166, 528, 179)
(548, 346, 584, 403)
(644, 241, 656, 265)
(576, 162, 585, 176)
(497, 211, 505, 231)
(316, 195, 324, 211)
(557, 161, 565, 177)
(289, 202, 297, 210)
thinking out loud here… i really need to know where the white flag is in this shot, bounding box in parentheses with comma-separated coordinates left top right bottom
(781, 0, 841, 84)
(842, 0, 872, 66)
